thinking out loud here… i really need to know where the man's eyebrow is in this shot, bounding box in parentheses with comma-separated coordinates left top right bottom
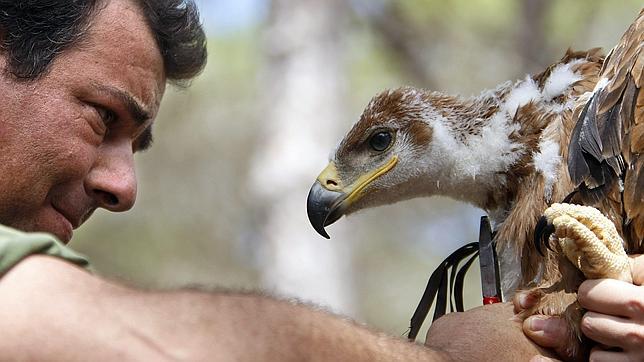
(91, 83, 152, 125)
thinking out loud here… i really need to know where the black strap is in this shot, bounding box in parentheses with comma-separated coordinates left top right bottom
(407, 217, 499, 341)
(454, 251, 480, 312)
(407, 241, 479, 340)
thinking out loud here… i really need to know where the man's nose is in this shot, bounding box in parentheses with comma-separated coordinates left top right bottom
(85, 141, 137, 212)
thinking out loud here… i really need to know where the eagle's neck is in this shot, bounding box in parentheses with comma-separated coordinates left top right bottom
(420, 60, 587, 224)
(419, 83, 527, 220)
(419, 80, 567, 298)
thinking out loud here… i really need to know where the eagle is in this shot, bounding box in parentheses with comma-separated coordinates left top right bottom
(307, 10, 642, 360)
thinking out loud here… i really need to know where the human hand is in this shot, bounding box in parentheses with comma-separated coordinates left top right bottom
(513, 291, 574, 361)
(514, 255, 644, 362)
(574, 254, 644, 361)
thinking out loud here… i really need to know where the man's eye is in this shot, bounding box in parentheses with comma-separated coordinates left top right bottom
(95, 106, 117, 125)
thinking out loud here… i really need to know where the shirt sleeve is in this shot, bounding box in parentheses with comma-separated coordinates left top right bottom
(0, 224, 91, 277)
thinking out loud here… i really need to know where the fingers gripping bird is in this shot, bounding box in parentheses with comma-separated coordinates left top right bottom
(307, 10, 643, 361)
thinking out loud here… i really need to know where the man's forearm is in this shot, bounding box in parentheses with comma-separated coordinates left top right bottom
(0, 256, 447, 361)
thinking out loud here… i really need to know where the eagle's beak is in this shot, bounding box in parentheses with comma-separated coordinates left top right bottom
(307, 156, 398, 238)
(307, 180, 346, 239)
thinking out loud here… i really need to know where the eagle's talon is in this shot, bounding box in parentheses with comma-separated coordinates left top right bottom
(545, 231, 556, 253)
(539, 203, 631, 282)
(534, 215, 555, 256)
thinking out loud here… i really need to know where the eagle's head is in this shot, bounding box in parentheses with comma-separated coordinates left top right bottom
(307, 87, 445, 238)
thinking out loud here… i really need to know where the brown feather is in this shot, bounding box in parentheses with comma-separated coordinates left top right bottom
(568, 9, 644, 252)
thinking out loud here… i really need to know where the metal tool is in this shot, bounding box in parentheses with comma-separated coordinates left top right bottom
(478, 216, 502, 304)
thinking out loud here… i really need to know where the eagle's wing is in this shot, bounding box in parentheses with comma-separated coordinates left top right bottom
(568, 9, 644, 248)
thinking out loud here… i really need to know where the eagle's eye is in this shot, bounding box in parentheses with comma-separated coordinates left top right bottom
(369, 131, 392, 152)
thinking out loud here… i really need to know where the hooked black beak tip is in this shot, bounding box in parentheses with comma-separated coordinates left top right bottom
(306, 181, 344, 239)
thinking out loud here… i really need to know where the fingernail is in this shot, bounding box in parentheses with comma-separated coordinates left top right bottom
(527, 316, 547, 332)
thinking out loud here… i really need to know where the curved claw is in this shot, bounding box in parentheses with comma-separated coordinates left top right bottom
(534, 216, 555, 256)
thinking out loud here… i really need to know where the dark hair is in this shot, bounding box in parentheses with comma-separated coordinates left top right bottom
(0, 0, 207, 83)
(135, 0, 207, 85)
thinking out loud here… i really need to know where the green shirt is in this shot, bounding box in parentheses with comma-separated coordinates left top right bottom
(0, 224, 91, 277)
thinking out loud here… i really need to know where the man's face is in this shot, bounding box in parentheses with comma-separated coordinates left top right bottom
(0, 0, 166, 243)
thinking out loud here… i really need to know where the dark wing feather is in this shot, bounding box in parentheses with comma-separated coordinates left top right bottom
(568, 9, 644, 249)
(568, 99, 593, 186)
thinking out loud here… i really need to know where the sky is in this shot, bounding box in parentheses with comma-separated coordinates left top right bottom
(194, 0, 267, 35)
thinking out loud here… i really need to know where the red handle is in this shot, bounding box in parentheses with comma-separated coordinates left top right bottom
(483, 296, 501, 305)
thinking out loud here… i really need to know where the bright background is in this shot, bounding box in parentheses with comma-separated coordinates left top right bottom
(73, 0, 642, 339)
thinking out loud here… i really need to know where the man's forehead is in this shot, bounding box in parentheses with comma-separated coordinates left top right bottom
(94, 0, 154, 34)
(83, 0, 166, 109)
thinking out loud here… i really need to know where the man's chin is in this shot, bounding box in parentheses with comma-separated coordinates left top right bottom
(54, 229, 73, 244)
(2, 208, 78, 243)
(50, 218, 74, 243)
(30, 217, 74, 244)
(47, 206, 76, 243)
(32, 225, 73, 244)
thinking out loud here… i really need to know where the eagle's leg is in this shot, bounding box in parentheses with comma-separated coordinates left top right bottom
(538, 203, 631, 283)
(520, 203, 632, 361)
